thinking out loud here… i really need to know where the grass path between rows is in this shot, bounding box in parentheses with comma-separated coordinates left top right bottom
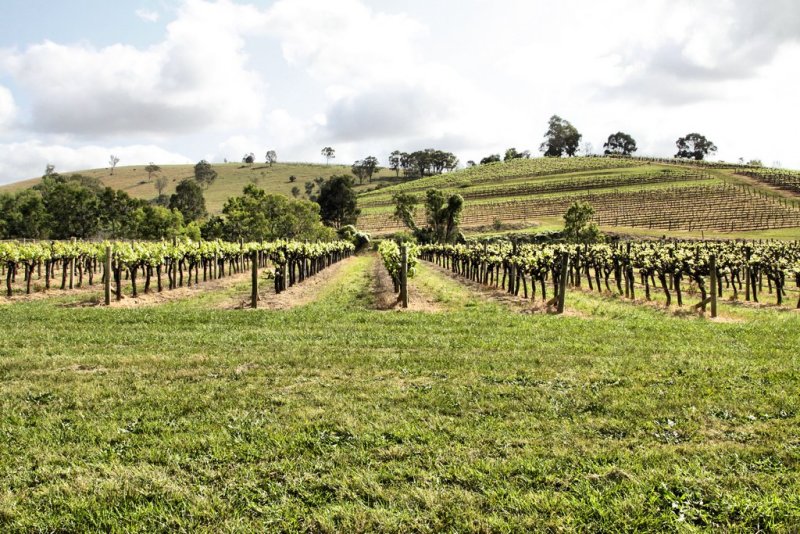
(0, 256, 799, 531)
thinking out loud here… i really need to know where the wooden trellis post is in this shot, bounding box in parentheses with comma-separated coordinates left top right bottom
(709, 254, 717, 318)
(251, 250, 258, 309)
(400, 243, 408, 309)
(557, 253, 569, 314)
(104, 245, 112, 306)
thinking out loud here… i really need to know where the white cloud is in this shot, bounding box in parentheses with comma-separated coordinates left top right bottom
(135, 8, 160, 22)
(324, 85, 453, 142)
(264, 0, 498, 153)
(216, 109, 326, 163)
(600, 0, 800, 104)
(2, 0, 800, 181)
(0, 141, 191, 181)
(266, 0, 424, 87)
(0, 85, 16, 127)
(3, 0, 269, 136)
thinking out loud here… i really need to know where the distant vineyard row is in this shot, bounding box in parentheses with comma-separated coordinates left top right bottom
(359, 183, 800, 234)
(360, 169, 711, 208)
(736, 169, 800, 195)
(360, 156, 643, 199)
(609, 155, 769, 170)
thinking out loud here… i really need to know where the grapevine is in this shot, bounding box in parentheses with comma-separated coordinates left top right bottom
(1, 239, 355, 299)
(419, 240, 800, 309)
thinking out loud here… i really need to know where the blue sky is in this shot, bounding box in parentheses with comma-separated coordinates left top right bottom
(0, 0, 799, 183)
(0, 1, 167, 47)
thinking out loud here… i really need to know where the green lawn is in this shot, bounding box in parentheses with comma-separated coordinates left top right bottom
(1, 256, 799, 531)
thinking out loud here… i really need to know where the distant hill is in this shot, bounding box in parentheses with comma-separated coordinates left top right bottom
(3, 157, 799, 240)
(0, 162, 398, 213)
(357, 157, 800, 240)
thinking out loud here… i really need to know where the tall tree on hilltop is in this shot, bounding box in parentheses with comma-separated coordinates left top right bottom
(403, 149, 458, 177)
(675, 133, 717, 161)
(145, 162, 161, 181)
(109, 155, 120, 175)
(389, 150, 404, 177)
(540, 115, 582, 157)
(603, 132, 638, 156)
(321, 147, 336, 165)
(352, 156, 380, 184)
(361, 156, 380, 182)
(504, 148, 531, 161)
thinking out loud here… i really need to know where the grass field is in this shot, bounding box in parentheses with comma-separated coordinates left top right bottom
(0, 162, 398, 213)
(2, 255, 799, 531)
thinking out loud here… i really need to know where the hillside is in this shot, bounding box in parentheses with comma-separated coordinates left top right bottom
(0, 162, 397, 213)
(358, 157, 800, 239)
(3, 156, 799, 240)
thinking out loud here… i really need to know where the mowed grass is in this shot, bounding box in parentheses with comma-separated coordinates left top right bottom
(1, 256, 799, 531)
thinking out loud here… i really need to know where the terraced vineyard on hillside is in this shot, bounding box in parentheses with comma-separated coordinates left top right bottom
(358, 157, 800, 236)
(736, 168, 800, 195)
(361, 157, 643, 198)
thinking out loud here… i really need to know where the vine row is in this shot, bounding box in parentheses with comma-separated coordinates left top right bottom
(420, 240, 800, 309)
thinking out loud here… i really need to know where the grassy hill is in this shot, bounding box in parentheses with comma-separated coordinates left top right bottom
(3, 156, 799, 240)
(0, 162, 398, 213)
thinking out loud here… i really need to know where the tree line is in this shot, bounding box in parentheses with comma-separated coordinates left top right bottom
(346, 148, 461, 185)
(0, 173, 196, 241)
(470, 115, 722, 163)
(202, 175, 359, 242)
(0, 159, 362, 242)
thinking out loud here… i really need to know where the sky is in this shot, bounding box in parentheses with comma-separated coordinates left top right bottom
(0, 0, 799, 184)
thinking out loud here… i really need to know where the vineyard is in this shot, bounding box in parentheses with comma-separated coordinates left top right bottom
(360, 182, 800, 234)
(357, 156, 800, 238)
(736, 168, 800, 195)
(3, 160, 800, 532)
(361, 168, 713, 208)
(610, 155, 769, 171)
(360, 156, 644, 200)
(420, 239, 800, 310)
(2, 234, 800, 531)
(0, 239, 354, 300)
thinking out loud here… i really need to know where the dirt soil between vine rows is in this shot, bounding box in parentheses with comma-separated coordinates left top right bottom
(370, 255, 443, 312)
